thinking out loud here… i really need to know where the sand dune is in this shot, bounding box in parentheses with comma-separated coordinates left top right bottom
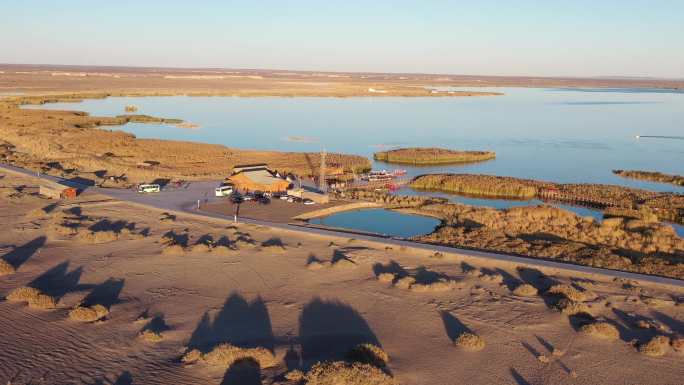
(0, 171, 683, 384)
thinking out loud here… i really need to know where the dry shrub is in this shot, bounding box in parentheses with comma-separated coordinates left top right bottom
(479, 273, 503, 284)
(6, 286, 42, 301)
(454, 332, 485, 351)
(547, 284, 587, 302)
(139, 329, 163, 343)
(377, 272, 396, 283)
(307, 260, 328, 270)
(181, 349, 202, 363)
(29, 294, 58, 309)
(671, 335, 684, 353)
(190, 242, 212, 253)
(347, 343, 389, 367)
(68, 304, 109, 322)
(580, 321, 619, 340)
(331, 258, 357, 269)
(512, 283, 538, 297)
(183, 343, 277, 368)
(212, 245, 235, 255)
(77, 230, 119, 244)
(162, 244, 185, 255)
(304, 361, 396, 385)
(555, 298, 591, 316)
(394, 276, 415, 289)
(0, 259, 16, 275)
(285, 370, 305, 382)
(410, 280, 458, 293)
(638, 335, 670, 357)
(6, 286, 57, 309)
(260, 243, 286, 253)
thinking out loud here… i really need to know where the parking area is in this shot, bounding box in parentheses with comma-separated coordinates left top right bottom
(201, 196, 345, 223)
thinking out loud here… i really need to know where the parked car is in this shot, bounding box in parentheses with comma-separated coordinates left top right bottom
(137, 184, 161, 193)
(279, 194, 289, 200)
(243, 192, 255, 201)
(258, 196, 271, 204)
(303, 198, 315, 205)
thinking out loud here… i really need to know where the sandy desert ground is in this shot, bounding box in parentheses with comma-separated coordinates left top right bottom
(2, 171, 683, 385)
(1, 64, 682, 96)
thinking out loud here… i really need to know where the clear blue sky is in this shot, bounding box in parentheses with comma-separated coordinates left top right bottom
(2, 0, 683, 78)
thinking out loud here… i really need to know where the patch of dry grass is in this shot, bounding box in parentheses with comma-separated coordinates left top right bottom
(182, 343, 277, 368)
(376, 272, 396, 283)
(68, 304, 109, 322)
(580, 321, 619, 340)
(547, 284, 588, 302)
(512, 283, 538, 297)
(638, 335, 670, 357)
(331, 258, 357, 269)
(478, 272, 503, 284)
(347, 343, 390, 367)
(6, 286, 57, 309)
(190, 242, 212, 253)
(139, 329, 164, 343)
(285, 370, 305, 382)
(304, 361, 396, 385)
(76, 229, 119, 244)
(671, 335, 684, 353)
(162, 244, 186, 255)
(410, 279, 458, 292)
(555, 298, 591, 316)
(394, 276, 415, 290)
(454, 332, 485, 351)
(0, 259, 16, 275)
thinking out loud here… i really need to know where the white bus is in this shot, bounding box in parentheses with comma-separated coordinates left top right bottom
(214, 184, 234, 197)
(137, 184, 161, 193)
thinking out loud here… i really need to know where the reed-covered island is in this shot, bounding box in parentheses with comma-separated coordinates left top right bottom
(373, 147, 495, 165)
(613, 169, 684, 187)
(409, 173, 684, 224)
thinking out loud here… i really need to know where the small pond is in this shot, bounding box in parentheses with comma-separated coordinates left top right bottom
(309, 208, 441, 238)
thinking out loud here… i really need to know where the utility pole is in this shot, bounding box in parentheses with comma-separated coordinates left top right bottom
(319, 148, 327, 192)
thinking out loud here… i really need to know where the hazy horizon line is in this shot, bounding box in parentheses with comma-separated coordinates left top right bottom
(2, 62, 682, 82)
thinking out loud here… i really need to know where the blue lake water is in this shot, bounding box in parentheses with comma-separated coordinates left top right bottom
(25, 87, 684, 236)
(309, 208, 440, 238)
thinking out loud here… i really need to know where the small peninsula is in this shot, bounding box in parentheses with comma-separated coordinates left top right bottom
(613, 169, 684, 187)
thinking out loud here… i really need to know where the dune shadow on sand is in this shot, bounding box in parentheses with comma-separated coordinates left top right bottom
(28, 261, 93, 301)
(80, 278, 125, 308)
(510, 368, 532, 385)
(2, 236, 46, 270)
(298, 297, 380, 366)
(187, 292, 274, 353)
(440, 311, 473, 342)
(220, 357, 262, 385)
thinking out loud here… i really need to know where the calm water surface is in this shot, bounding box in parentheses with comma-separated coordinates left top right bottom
(309, 209, 440, 238)
(27, 87, 684, 235)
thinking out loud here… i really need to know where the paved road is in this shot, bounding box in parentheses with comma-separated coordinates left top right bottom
(2, 163, 683, 289)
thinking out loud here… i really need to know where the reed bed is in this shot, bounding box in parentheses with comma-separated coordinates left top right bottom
(374, 147, 495, 165)
(410, 174, 538, 199)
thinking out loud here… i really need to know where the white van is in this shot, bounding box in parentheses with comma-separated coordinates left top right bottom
(215, 184, 234, 197)
(137, 184, 161, 193)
